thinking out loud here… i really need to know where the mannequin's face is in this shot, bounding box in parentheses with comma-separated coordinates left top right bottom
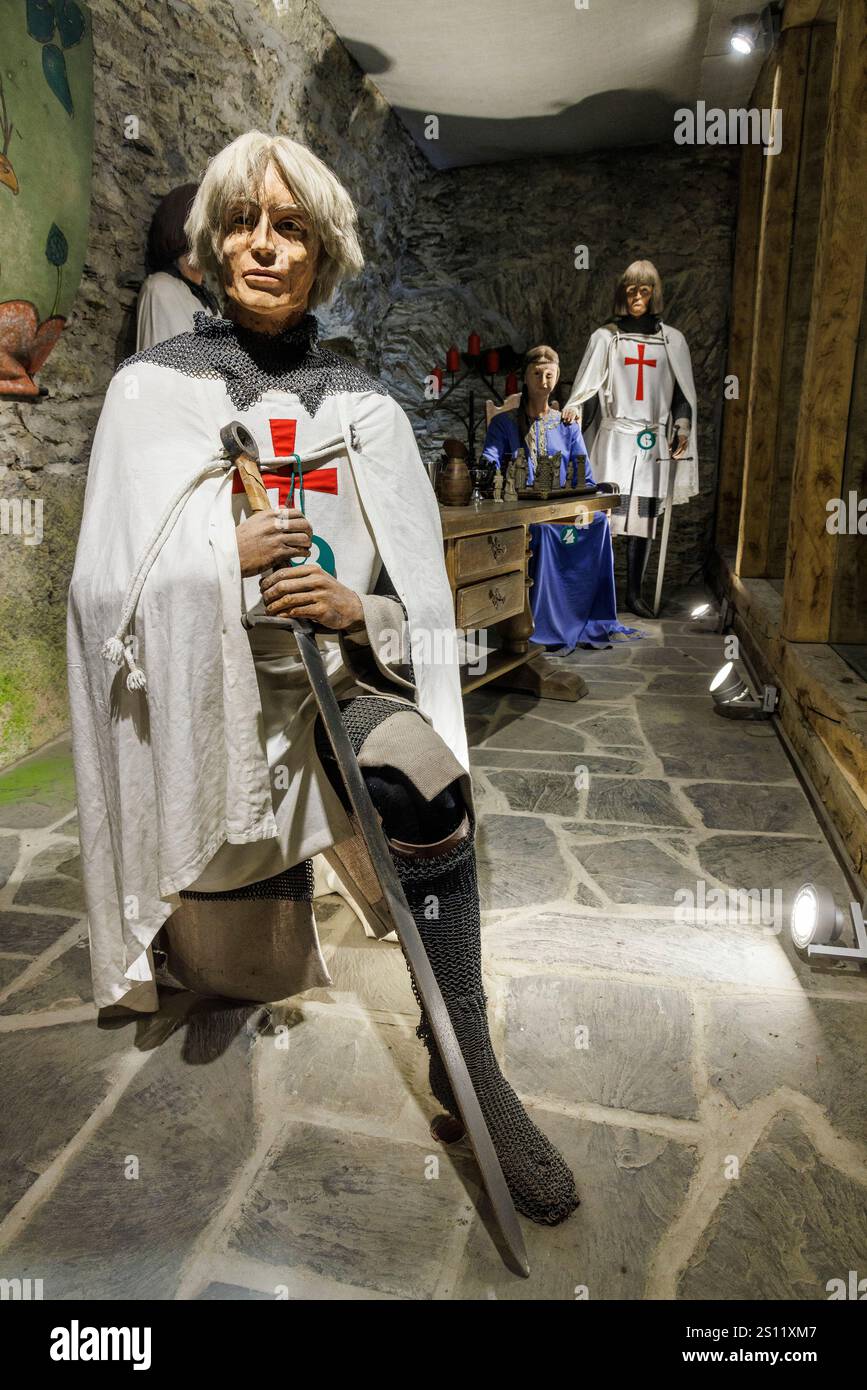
(625, 282, 653, 317)
(526, 361, 559, 399)
(221, 163, 321, 330)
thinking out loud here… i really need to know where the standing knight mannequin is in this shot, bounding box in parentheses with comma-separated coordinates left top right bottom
(562, 261, 699, 617)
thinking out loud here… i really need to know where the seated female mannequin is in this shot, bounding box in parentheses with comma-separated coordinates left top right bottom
(480, 344, 639, 651)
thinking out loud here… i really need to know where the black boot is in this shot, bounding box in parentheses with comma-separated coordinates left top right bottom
(391, 820, 580, 1226)
(624, 536, 656, 619)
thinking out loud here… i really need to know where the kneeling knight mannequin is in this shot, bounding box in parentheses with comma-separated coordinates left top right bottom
(67, 131, 579, 1227)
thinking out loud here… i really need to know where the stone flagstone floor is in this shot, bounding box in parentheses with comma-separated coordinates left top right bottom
(1, 594, 865, 1300)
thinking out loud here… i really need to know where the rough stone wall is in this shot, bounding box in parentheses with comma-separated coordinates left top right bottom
(0, 4, 739, 768)
(380, 143, 739, 593)
(0, 0, 429, 765)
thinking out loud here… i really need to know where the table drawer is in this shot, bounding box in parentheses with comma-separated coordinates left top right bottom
(455, 569, 524, 628)
(454, 526, 525, 581)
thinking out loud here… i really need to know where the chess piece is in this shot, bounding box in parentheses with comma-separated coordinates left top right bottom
(536, 454, 555, 498)
(514, 447, 528, 494)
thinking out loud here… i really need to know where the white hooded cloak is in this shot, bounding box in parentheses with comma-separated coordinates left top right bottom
(67, 351, 467, 1011)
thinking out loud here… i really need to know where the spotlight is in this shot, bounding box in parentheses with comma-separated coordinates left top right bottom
(790, 884, 867, 963)
(790, 884, 844, 950)
(688, 600, 717, 633)
(710, 660, 748, 703)
(708, 662, 776, 719)
(730, 13, 759, 53)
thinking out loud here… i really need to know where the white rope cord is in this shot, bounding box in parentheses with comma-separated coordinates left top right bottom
(101, 454, 233, 691)
(102, 428, 355, 694)
(259, 432, 345, 470)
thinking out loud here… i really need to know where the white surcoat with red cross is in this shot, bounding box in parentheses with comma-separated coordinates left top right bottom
(563, 323, 699, 506)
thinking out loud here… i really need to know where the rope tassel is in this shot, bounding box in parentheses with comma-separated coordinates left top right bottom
(123, 640, 147, 691)
(101, 637, 126, 666)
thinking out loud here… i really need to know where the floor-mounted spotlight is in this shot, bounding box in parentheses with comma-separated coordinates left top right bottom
(790, 883, 867, 963)
(688, 601, 718, 634)
(709, 661, 777, 719)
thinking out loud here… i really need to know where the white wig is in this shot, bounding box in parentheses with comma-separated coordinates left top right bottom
(185, 131, 365, 309)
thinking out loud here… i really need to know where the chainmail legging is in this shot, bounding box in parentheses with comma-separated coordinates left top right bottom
(314, 695, 580, 1226)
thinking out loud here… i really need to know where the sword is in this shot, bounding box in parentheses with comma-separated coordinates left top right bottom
(219, 420, 530, 1279)
(652, 444, 677, 618)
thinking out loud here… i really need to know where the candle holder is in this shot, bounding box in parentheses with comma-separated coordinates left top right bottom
(421, 338, 523, 470)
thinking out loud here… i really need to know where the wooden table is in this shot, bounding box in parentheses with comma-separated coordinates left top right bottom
(439, 491, 618, 701)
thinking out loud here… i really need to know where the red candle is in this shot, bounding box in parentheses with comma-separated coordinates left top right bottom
(485, 348, 500, 375)
(468, 330, 481, 356)
(505, 371, 519, 395)
(431, 366, 444, 394)
(446, 345, 460, 372)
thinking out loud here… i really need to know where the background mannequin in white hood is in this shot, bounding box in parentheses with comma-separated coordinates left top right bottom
(135, 182, 219, 350)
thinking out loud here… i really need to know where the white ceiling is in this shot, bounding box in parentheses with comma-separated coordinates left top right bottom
(318, 0, 766, 168)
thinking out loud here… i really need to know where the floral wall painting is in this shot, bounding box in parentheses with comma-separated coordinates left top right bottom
(0, 0, 93, 396)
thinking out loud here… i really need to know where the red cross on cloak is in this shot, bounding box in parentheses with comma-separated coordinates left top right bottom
(624, 342, 657, 402)
(230, 418, 339, 502)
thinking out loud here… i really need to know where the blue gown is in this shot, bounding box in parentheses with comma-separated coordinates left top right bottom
(480, 408, 640, 650)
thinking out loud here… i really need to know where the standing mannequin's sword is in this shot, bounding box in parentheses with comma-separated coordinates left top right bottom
(652, 446, 677, 618)
(219, 421, 530, 1279)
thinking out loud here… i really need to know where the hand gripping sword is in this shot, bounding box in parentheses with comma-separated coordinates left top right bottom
(219, 420, 530, 1279)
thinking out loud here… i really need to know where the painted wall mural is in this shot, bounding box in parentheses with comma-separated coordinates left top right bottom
(0, 0, 93, 396)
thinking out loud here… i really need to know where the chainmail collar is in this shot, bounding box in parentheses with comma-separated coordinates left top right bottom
(121, 309, 389, 415)
(197, 308, 321, 358)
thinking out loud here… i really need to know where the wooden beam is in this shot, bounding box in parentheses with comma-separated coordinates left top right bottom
(735, 27, 811, 576)
(715, 140, 764, 550)
(713, 553, 867, 888)
(767, 23, 836, 574)
(829, 300, 867, 640)
(781, 0, 867, 640)
(783, 0, 838, 27)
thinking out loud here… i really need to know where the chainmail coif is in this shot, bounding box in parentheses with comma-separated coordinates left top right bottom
(394, 830, 580, 1226)
(120, 310, 390, 415)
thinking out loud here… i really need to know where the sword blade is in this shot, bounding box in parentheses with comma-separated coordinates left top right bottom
(653, 453, 677, 617)
(247, 611, 530, 1278)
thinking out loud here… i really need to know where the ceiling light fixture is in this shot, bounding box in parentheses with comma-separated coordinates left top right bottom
(731, 5, 782, 56)
(730, 21, 757, 55)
